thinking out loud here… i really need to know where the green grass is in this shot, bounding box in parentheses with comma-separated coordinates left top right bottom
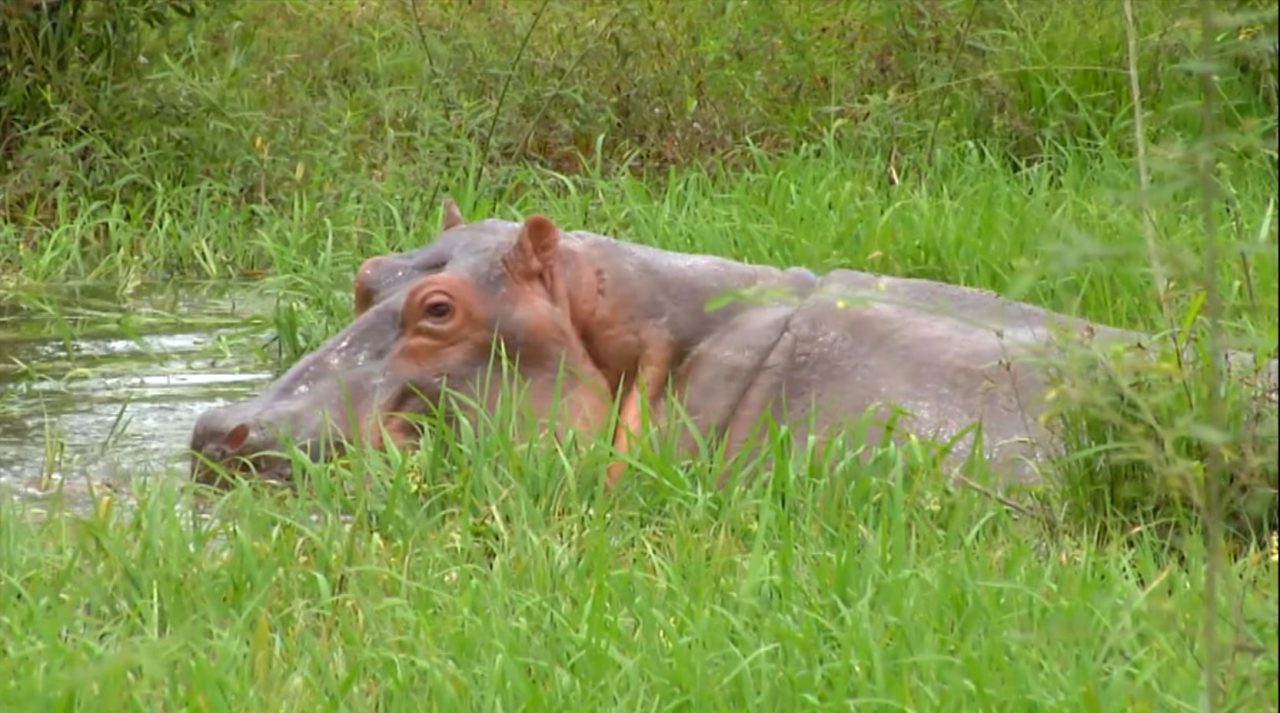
(5, 138, 1277, 343)
(1, 141, 1276, 708)
(1, 0, 1278, 710)
(2, 428, 1277, 711)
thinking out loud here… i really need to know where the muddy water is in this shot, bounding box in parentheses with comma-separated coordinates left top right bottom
(0, 281, 277, 514)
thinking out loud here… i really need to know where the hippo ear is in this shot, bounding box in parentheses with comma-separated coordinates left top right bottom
(442, 198, 465, 231)
(505, 214, 560, 281)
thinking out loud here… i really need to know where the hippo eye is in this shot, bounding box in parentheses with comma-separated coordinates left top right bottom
(422, 300, 453, 323)
(407, 288, 458, 334)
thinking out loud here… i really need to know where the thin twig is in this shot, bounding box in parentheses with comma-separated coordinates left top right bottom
(1195, 2, 1226, 711)
(516, 11, 622, 160)
(1225, 191, 1258, 312)
(479, 0, 552, 186)
(950, 469, 1041, 522)
(924, 0, 981, 172)
(406, 0, 436, 74)
(1122, 0, 1187, 366)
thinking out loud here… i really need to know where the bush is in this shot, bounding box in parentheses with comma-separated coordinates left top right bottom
(2, 0, 1276, 224)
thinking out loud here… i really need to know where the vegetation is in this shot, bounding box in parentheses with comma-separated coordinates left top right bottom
(1, 0, 1276, 709)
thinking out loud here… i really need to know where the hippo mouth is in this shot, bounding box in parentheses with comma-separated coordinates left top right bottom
(367, 377, 452, 451)
(187, 411, 342, 487)
(188, 371, 453, 486)
(189, 444, 299, 487)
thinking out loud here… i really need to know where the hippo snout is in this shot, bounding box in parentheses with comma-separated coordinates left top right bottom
(188, 375, 395, 485)
(189, 404, 298, 485)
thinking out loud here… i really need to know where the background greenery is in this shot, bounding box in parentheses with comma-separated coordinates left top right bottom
(1, 0, 1276, 710)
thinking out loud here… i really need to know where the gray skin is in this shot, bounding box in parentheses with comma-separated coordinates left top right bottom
(670, 272, 1107, 486)
(189, 222, 500, 481)
(189, 204, 1278, 487)
(674, 269, 1277, 485)
(190, 211, 822, 483)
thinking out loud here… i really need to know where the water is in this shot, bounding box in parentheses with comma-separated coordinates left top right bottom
(0, 281, 278, 514)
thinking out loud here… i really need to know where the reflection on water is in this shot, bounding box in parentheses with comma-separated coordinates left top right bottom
(0, 281, 277, 514)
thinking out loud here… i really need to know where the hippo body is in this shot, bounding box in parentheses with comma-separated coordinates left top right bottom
(189, 201, 1278, 488)
(663, 269, 1107, 485)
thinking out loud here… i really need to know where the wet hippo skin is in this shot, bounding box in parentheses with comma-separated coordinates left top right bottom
(189, 200, 1279, 488)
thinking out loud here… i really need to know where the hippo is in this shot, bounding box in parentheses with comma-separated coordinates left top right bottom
(189, 200, 1279, 488)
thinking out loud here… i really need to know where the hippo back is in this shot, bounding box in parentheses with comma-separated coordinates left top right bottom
(669, 269, 1109, 484)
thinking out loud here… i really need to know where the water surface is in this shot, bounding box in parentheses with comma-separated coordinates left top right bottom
(0, 281, 277, 514)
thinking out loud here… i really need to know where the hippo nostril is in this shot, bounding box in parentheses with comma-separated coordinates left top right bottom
(355, 256, 385, 315)
(218, 422, 286, 459)
(191, 408, 231, 453)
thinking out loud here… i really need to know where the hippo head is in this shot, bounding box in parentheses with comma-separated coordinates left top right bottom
(189, 207, 615, 485)
(351, 198, 467, 316)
